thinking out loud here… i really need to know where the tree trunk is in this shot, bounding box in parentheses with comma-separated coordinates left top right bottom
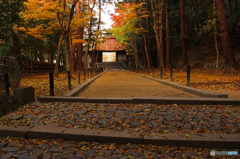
(54, 34, 63, 77)
(56, 0, 78, 73)
(216, 0, 238, 70)
(63, 33, 71, 72)
(159, 0, 164, 69)
(94, 0, 101, 67)
(166, 0, 171, 70)
(228, 0, 234, 28)
(213, 0, 220, 68)
(84, 27, 92, 70)
(140, 0, 146, 68)
(70, 30, 75, 73)
(91, 0, 101, 68)
(84, 0, 95, 70)
(161, 33, 164, 68)
(180, 0, 188, 67)
(146, 0, 152, 68)
(151, 0, 162, 69)
(76, 1, 83, 72)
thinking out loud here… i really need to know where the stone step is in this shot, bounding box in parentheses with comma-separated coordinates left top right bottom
(97, 62, 125, 69)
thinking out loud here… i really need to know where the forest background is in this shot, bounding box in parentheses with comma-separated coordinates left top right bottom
(0, 0, 240, 76)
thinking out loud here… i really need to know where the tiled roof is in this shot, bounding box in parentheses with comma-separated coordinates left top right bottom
(97, 36, 126, 51)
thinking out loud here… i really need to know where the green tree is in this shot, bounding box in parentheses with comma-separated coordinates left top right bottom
(0, 0, 25, 57)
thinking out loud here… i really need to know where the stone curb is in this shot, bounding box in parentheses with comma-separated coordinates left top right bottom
(37, 96, 240, 105)
(0, 126, 28, 138)
(63, 70, 108, 97)
(86, 97, 133, 103)
(143, 133, 240, 148)
(37, 96, 87, 102)
(132, 96, 240, 105)
(0, 125, 240, 148)
(27, 123, 142, 144)
(125, 70, 228, 98)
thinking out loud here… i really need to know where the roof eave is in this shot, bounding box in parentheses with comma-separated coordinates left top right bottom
(97, 50, 126, 52)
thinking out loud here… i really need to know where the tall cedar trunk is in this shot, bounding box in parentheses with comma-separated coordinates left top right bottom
(151, 0, 161, 69)
(159, 0, 164, 69)
(130, 0, 140, 68)
(132, 0, 138, 68)
(93, 0, 101, 68)
(180, 0, 188, 67)
(216, 0, 238, 70)
(76, 1, 82, 72)
(146, 0, 152, 68)
(70, 29, 75, 72)
(228, 0, 234, 28)
(54, 34, 63, 77)
(235, 0, 238, 24)
(140, 0, 146, 68)
(161, 32, 164, 68)
(141, 38, 146, 67)
(166, 0, 171, 70)
(63, 33, 71, 72)
(80, 26, 84, 69)
(213, 0, 220, 68)
(84, 0, 95, 70)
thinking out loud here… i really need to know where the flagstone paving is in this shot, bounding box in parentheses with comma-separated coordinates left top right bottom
(0, 136, 239, 159)
(1, 102, 240, 158)
(76, 70, 198, 97)
(2, 102, 240, 135)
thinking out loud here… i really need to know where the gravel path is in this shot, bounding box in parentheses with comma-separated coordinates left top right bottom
(76, 71, 198, 97)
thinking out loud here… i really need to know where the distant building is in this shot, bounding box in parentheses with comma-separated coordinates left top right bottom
(81, 36, 130, 69)
(96, 36, 127, 63)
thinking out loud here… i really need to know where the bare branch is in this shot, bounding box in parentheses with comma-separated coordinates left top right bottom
(66, 0, 79, 31)
(56, 12, 63, 31)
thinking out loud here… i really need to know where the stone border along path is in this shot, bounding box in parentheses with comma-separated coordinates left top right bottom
(125, 70, 228, 98)
(63, 69, 108, 97)
(0, 137, 239, 159)
(0, 102, 240, 149)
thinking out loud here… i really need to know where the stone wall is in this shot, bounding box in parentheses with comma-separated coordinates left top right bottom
(0, 87, 34, 117)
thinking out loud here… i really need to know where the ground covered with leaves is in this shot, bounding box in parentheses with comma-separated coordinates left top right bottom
(134, 68, 240, 98)
(2, 102, 240, 135)
(0, 136, 239, 159)
(2, 72, 89, 100)
(0, 70, 240, 159)
(146, 69, 240, 91)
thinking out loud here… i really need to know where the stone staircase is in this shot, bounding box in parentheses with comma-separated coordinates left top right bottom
(97, 62, 125, 70)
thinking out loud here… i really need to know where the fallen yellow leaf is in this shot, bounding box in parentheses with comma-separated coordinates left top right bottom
(186, 135, 191, 139)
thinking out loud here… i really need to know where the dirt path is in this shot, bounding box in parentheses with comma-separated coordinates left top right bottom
(76, 70, 198, 97)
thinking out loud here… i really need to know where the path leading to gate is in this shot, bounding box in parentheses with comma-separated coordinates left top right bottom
(76, 70, 198, 98)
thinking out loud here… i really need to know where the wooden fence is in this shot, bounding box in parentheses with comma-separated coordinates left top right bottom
(0, 58, 55, 74)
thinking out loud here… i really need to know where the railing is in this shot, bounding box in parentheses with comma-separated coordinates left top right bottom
(0, 58, 55, 74)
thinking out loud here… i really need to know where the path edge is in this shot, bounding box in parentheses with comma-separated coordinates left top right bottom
(125, 70, 228, 98)
(0, 125, 240, 148)
(64, 70, 107, 97)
